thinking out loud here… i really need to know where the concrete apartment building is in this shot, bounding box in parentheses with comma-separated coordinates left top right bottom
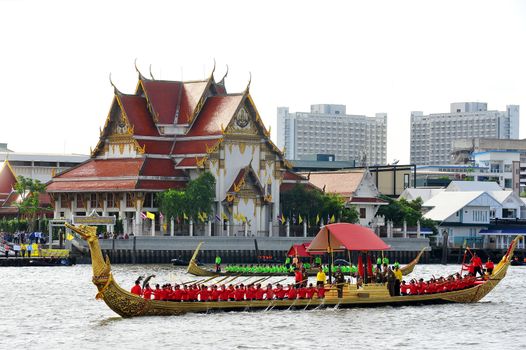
(277, 104, 387, 166)
(410, 102, 519, 166)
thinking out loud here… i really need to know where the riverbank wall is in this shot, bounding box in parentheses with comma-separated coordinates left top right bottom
(72, 236, 431, 264)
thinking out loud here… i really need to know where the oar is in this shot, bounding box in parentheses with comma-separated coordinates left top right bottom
(225, 275, 242, 284)
(273, 277, 289, 285)
(213, 275, 232, 285)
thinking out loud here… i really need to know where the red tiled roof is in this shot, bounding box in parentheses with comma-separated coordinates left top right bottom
(176, 158, 199, 168)
(141, 158, 185, 177)
(171, 139, 217, 155)
(47, 180, 138, 192)
(119, 95, 159, 136)
(141, 80, 182, 124)
(136, 140, 173, 155)
(186, 95, 243, 136)
(178, 81, 209, 125)
(55, 159, 145, 179)
(137, 180, 186, 190)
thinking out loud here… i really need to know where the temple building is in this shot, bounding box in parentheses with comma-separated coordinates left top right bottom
(46, 66, 297, 236)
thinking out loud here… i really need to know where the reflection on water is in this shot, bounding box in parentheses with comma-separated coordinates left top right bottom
(0, 264, 525, 350)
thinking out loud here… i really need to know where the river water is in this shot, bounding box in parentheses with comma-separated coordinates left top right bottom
(1, 263, 525, 350)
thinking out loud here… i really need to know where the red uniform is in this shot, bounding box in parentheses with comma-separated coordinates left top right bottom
(180, 289, 189, 301)
(316, 287, 325, 299)
(153, 288, 162, 300)
(234, 288, 245, 301)
(287, 288, 297, 300)
(294, 271, 303, 285)
(246, 286, 256, 301)
(172, 288, 183, 301)
(274, 287, 286, 299)
(255, 288, 265, 300)
(305, 287, 315, 299)
(265, 288, 274, 300)
(297, 288, 307, 299)
(219, 288, 230, 301)
(131, 285, 142, 296)
(210, 289, 220, 301)
(199, 288, 210, 301)
(143, 288, 152, 300)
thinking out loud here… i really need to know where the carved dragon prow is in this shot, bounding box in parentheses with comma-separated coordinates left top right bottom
(65, 223, 111, 279)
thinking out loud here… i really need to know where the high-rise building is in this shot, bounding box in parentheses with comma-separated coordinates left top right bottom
(277, 104, 387, 166)
(410, 102, 519, 165)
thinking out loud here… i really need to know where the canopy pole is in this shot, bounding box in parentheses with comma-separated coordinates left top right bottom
(328, 229, 332, 284)
(347, 250, 352, 282)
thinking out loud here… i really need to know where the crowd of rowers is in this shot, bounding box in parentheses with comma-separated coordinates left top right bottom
(131, 281, 327, 301)
(224, 263, 357, 274)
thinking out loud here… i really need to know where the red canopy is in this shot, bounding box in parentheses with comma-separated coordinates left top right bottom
(287, 243, 311, 257)
(287, 243, 324, 257)
(306, 223, 390, 252)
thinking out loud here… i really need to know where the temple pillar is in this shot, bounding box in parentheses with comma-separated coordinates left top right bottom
(208, 220, 212, 236)
(303, 221, 307, 237)
(286, 220, 290, 237)
(416, 220, 421, 238)
(268, 221, 273, 237)
(403, 220, 407, 238)
(189, 220, 194, 236)
(170, 217, 174, 236)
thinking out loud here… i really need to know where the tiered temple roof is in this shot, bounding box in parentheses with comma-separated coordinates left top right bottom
(47, 68, 288, 194)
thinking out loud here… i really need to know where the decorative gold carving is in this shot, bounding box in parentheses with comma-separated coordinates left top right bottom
(233, 177, 245, 192)
(226, 194, 235, 202)
(251, 145, 256, 156)
(239, 143, 246, 154)
(235, 107, 250, 128)
(196, 157, 206, 168)
(118, 143, 125, 154)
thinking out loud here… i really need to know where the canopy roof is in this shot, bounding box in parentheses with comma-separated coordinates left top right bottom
(287, 243, 311, 257)
(307, 223, 390, 252)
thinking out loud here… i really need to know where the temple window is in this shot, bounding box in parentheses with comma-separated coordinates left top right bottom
(126, 193, 134, 208)
(90, 194, 97, 208)
(76, 195, 84, 208)
(144, 193, 152, 207)
(107, 193, 115, 208)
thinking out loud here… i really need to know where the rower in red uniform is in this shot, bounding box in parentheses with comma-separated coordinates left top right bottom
(181, 285, 189, 302)
(219, 285, 230, 301)
(143, 283, 153, 299)
(172, 285, 183, 301)
(245, 284, 255, 301)
(234, 285, 245, 301)
(264, 284, 274, 300)
(153, 284, 162, 300)
(316, 285, 325, 299)
(255, 284, 265, 300)
(131, 280, 142, 296)
(287, 284, 297, 300)
(294, 269, 303, 288)
(297, 286, 307, 299)
(305, 283, 316, 299)
(210, 285, 220, 301)
(274, 284, 286, 300)
(198, 285, 210, 302)
(227, 285, 236, 301)
(189, 285, 199, 301)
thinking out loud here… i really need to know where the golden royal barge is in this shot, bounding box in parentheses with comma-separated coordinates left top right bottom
(66, 223, 519, 318)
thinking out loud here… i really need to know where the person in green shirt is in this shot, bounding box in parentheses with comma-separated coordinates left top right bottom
(376, 256, 382, 269)
(314, 256, 322, 267)
(382, 256, 389, 266)
(285, 257, 291, 268)
(215, 255, 222, 273)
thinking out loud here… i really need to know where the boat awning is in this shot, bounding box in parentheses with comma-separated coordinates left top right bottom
(307, 223, 390, 252)
(287, 243, 311, 257)
(479, 229, 526, 236)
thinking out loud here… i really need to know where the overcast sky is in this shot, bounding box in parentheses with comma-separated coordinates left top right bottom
(1, 0, 525, 163)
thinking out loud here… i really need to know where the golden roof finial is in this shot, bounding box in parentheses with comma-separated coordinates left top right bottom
(134, 58, 146, 80)
(219, 65, 229, 85)
(149, 64, 155, 80)
(244, 71, 252, 93)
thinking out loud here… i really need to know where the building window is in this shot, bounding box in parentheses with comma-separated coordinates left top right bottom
(404, 174, 410, 189)
(106, 193, 114, 208)
(76, 195, 84, 209)
(126, 193, 134, 208)
(143, 193, 152, 208)
(359, 208, 366, 219)
(90, 194, 97, 208)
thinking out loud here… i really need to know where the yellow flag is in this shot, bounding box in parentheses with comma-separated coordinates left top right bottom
(330, 214, 335, 223)
(200, 212, 207, 222)
(281, 215, 286, 225)
(241, 214, 247, 223)
(183, 212, 188, 220)
(221, 212, 229, 221)
(146, 211, 155, 220)
(298, 214, 303, 224)
(66, 233, 74, 241)
(316, 214, 320, 224)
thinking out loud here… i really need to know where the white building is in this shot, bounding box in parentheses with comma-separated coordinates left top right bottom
(306, 169, 388, 227)
(277, 104, 387, 166)
(410, 103, 520, 166)
(0, 143, 88, 183)
(423, 191, 502, 248)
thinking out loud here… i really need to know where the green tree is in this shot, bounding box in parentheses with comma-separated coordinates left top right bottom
(158, 171, 216, 222)
(280, 184, 359, 224)
(376, 195, 437, 233)
(15, 176, 47, 231)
